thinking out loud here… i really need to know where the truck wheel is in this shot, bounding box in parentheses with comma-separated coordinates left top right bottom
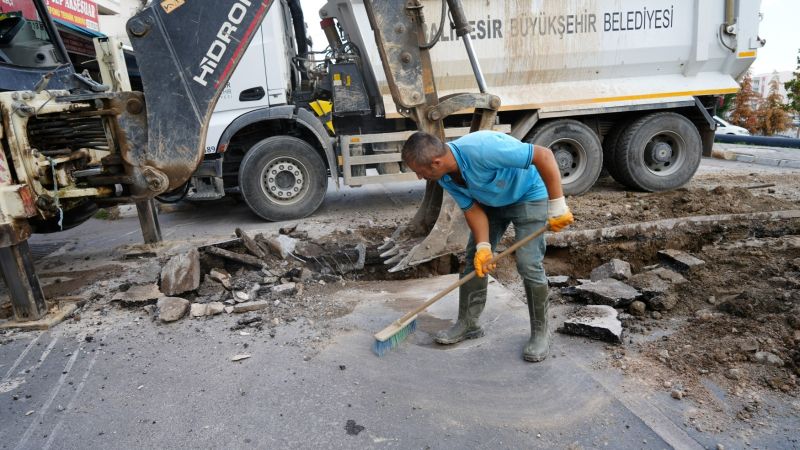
(602, 118, 634, 181)
(527, 119, 603, 196)
(615, 112, 701, 192)
(238, 136, 327, 221)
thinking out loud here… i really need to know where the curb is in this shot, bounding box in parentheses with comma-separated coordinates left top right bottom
(710, 149, 800, 169)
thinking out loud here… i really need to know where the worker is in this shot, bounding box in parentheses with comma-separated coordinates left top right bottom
(401, 130, 574, 362)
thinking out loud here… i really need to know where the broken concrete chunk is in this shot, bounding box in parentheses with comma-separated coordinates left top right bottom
(206, 302, 225, 315)
(558, 305, 622, 344)
(574, 279, 640, 307)
(267, 235, 298, 259)
(628, 300, 646, 316)
(209, 268, 232, 290)
(204, 246, 265, 268)
(590, 259, 632, 281)
(279, 224, 298, 235)
(160, 249, 201, 296)
(198, 275, 228, 298)
(694, 308, 717, 321)
(190, 303, 207, 318)
(262, 276, 280, 285)
(649, 294, 678, 311)
(112, 283, 162, 305)
(236, 228, 266, 259)
(754, 351, 783, 366)
(649, 267, 688, 284)
(233, 290, 251, 303)
(627, 272, 672, 301)
(657, 249, 706, 273)
(547, 275, 570, 287)
(224, 306, 234, 314)
(156, 297, 190, 322)
(271, 282, 297, 297)
(190, 301, 225, 318)
(294, 241, 324, 259)
(233, 300, 270, 313)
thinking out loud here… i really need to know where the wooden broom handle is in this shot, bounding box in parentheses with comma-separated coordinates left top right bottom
(394, 224, 549, 324)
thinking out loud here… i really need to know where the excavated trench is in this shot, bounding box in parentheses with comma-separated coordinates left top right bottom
(348, 213, 800, 284)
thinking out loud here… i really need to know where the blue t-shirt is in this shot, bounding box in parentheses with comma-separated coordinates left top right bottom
(438, 131, 548, 210)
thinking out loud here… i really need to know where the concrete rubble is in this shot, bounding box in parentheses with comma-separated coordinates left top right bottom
(547, 275, 570, 287)
(232, 300, 270, 314)
(570, 278, 641, 307)
(590, 258, 632, 281)
(109, 226, 372, 325)
(190, 302, 225, 317)
(558, 305, 623, 344)
(112, 283, 163, 305)
(657, 249, 706, 273)
(160, 249, 201, 296)
(266, 235, 297, 259)
(156, 297, 190, 322)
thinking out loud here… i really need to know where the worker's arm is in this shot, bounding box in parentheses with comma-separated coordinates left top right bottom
(531, 145, 574, 232)
(531, 145, 563, 199)
(463, 203, 495, 277)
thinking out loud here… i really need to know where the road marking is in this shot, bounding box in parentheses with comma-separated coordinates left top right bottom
(2, 332, 43, 381)
(42, 348, 100, 450)
(32, 336, 59, 372)
(14, 346, 82, 450)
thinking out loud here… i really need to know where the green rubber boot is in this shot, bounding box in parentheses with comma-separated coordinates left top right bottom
(523, 283, 550, 362)
(434, 275, 487, 345)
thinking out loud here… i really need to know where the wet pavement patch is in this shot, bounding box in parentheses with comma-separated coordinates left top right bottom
(344, 419, 365, 435)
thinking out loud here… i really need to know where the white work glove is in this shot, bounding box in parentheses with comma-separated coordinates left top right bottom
(547, 197, 574, 232)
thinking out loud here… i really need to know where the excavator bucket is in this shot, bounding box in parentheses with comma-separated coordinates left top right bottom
(363, 0, 500, 272)
(379, 192, 468, 272)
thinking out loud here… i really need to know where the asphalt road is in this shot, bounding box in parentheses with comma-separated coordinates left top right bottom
(1, 150, 799, 448)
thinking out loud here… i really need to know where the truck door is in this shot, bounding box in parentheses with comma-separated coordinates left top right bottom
(205, 23, 270, 154)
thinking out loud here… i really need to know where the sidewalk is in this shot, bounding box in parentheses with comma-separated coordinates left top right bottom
(711, 142, 800, 168)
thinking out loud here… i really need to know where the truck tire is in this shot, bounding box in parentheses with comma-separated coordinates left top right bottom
(238, 136, 327, 221)
(615, 112, 701, 192)
(527, 119, 603, 196)
(602, 118, 634, 181)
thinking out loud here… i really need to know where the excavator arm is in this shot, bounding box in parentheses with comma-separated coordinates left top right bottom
(127, 0, 499, 271)
(124, 0, 276, 193)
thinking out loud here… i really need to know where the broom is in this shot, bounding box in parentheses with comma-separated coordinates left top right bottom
(373, 224, 550, 356)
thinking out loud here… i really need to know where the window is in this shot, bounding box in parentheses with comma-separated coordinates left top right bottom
(0, 1, 66, 68)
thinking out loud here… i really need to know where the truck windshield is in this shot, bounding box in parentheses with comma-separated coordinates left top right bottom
(0, 1, 66, 68)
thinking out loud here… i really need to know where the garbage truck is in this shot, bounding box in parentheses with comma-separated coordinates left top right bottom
(191, 0, 764, 222)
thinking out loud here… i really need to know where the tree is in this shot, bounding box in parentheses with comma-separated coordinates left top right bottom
(717, 93, 736, 116)
(785, 49, 800, 136)
(729, 71, 759, 133)
(756, 74, 790, 136)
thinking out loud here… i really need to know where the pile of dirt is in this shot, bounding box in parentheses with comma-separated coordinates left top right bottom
(552, 230, 800, 431)
(569, 185, 798, 230)
(636, 235, 800, 388)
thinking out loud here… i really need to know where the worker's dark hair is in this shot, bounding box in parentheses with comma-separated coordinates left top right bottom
(401, 131, 448, 166)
